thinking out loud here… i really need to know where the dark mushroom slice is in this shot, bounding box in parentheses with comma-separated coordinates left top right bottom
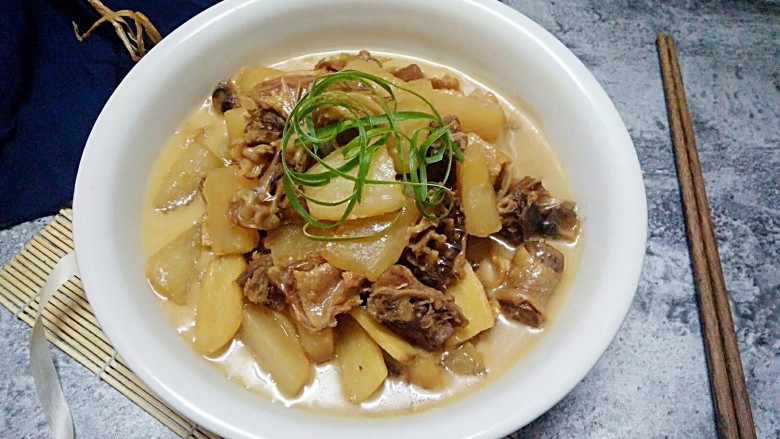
(493, 240, 564, 328)
(423, 115, 466, 187)
(211, 80, 239, 113)
(400, 204, 467, 290)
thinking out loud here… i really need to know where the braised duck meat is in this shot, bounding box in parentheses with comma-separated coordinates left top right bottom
(390, 64, 424, 82)
(250, 73, 317, 119)
(492, 240, 564, 328)
(230, 132, 311, 231)
(367, 265, 467, 350)
(230, 151, 285, 230)
(496, 177, 579, 246)
(243, 109, 286, 146)
(269, 253, 363, 331)
(430, 75, 460, 90)
(235, 252, 285, 310)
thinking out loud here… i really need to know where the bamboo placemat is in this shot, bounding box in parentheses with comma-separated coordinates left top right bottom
(0, 209, 217, 438)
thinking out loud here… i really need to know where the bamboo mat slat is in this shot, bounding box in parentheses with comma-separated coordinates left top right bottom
(0, 209, 218, 439)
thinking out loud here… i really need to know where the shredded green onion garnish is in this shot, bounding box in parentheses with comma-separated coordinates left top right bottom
(280, 70, 464, 241)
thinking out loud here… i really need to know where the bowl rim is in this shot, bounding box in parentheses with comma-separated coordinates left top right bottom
(73, 0, 647, 437)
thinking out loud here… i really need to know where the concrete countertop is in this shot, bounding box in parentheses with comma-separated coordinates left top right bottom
(2, 0, 778, 437)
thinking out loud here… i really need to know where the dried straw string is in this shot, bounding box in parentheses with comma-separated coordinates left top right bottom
(72, 0, 162, 61)
(0, 210, 217, 439)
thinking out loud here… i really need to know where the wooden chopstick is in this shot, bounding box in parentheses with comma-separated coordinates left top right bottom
(664, 35, 758, 439)
(656, 33, 757, 439)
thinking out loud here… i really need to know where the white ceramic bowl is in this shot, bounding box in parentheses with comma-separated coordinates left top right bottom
(73, 0, 647, 437)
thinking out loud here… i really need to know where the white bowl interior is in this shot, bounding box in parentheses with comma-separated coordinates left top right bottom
(74, 0, 646, 437)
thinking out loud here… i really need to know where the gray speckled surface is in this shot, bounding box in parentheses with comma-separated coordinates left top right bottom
(2, 1, 779, 438)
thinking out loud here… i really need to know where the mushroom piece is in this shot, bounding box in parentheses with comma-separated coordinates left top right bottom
(399, 205, 467, 290)
(211, 80, 239, 113)
(423, 115, 467, 187)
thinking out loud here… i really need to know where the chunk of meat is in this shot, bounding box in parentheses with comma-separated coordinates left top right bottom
(391, 64, 424, 82)
(228, 73, 315, 228)
(270, 253, 364, 331)
(430, 75, 460, 91)
(230, 151, 285, 230)
(230, 141, 309, 230)
(492, 240, 563, 327)
(230, 73, 310, 176)
(367, 265, 466, 351)
(235, 252, 285, 310)
(228, 98, 285, 180)
(243, 109, 286, 146)
(496, 177, 579, 246)
(232, 141, 275, 179)
(400, 205, 466, 290)
(250, 73, 317, 119)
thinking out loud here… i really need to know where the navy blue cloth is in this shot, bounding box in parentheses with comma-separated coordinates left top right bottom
(0, 0, 218, 228)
